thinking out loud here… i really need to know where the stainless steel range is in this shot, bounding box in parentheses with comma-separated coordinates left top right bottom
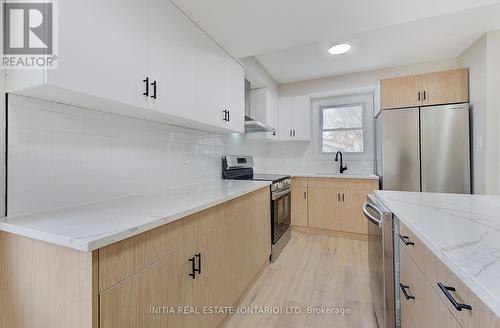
(222, 155, 291, 262)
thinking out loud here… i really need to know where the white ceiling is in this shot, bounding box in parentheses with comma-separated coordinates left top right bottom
(256, 3, 500, 83)
(171, 0, 500, 83)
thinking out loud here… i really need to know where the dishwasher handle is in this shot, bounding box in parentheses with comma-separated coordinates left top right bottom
(362, 202, 382, 227)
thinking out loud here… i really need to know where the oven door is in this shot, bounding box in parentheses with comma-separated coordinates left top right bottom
(271, 187, 291, 244)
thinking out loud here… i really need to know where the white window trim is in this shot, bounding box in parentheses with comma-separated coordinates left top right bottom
(319, 102, 366, 154)
(311, 94, 374, 162)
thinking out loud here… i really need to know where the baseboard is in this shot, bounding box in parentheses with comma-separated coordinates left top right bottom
(292, 225, 369, 241)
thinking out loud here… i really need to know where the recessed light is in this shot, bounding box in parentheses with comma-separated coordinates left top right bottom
(328, 43, 351, 55)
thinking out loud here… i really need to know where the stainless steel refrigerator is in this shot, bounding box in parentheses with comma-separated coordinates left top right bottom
(375, 103, 471, 193)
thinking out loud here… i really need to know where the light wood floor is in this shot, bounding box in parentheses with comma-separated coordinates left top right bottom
(225, 230, 378, 328)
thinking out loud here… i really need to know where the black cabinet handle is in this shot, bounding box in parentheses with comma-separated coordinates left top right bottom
(143, 77, 149, 97)
(342, 193, 345, 202)
(423, 91, 426, 100)
(151, 80, 157, 99)
(194, 253, 201, 275)
(188, 256, 196, 279)
(399, 234, 415, 246)
(417, 91, 421, 101)
(227, 110, 230, 122)
(222, 110, 228, 121)
(303, 191, 306, 199)
(438, 283, 472, 311)
(400, 283, 415, 300)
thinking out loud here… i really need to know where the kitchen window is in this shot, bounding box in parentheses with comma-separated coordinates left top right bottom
(320, 104, 364, 153)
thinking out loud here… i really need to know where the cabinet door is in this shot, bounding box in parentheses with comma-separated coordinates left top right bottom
(268, 91, 280, 140)
(234, 201, 270, 296)
(224, 57, 245, 133)
(400, 248, 461, 328)
(197, 31, 226, 127)
(100, 246, 190, 328)
(49, 0, 149, 109)
(420, 68, 469, 106)
(278, 97, 294, 141)
(291, 186, 308, 227)
(341, 189, 371, 234)
(307, 187, 342, 231)
(380, 75, 422, 110)
(189, 217, 237, 328)
(148, 0, 197, 119)
(292, 96, 311, 141)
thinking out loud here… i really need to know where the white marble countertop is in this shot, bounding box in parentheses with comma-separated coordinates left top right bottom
(374, 190, 500, 317)
(0, 180, 271, 252)
(290, 173, 379, 180)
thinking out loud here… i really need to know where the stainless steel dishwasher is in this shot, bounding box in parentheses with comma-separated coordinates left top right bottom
(363, 194, 399, 328)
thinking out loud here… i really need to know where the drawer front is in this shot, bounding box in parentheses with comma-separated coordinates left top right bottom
(98, 212, 202, 291)
(426, 250, 500, 328)
(399, 221, 426, 273)
(400, 247, 461, 328)
(292, 177, 308, 187)
(307, 177, 377, 190)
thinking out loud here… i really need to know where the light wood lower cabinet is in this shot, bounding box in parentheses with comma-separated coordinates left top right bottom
(291, 186, 308, 227)
(307, 187, 343, 231)
(400, 247, 461, 328)
(291, 178, 308, 227)
(99, 189, 270, 328)
(341, 188, 372, 234)
(0, 187, 270, 328)
(399, 221, 500, 328)
(100, 245, 190, 327)
(293, 177, 378, 235)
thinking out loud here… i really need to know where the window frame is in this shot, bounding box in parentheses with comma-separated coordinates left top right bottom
(319, 102, 366, 154)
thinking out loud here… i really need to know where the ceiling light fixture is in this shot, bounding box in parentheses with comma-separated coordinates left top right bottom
(328, 43, 351, 55)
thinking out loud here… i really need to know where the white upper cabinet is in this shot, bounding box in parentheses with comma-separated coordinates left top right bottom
(5, 0, 244, 134)
(292, 96, 312, 140)
(248, 88, 279, 141)
(197, 31, 244, 133)
(224, 57, 245, 133)
(197, 30, 227, 128)
(148, 0, 197, 120)
(278, 96, 311, 141)
(7, 0, 149, 109)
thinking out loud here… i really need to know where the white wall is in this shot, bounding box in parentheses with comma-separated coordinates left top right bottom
(279, 58, 458, 97)
(458, 35, 487, 194)
(7, 95, 268, 215)
(265, 93, 374, 175)
(240, 56, 279, 94)
(486, 31, 500, 195)
(458, 31, 500, 195)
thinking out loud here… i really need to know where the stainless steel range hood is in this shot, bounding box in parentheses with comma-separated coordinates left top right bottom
(244, 116, 276, 133)
(244, 79, 276, 134)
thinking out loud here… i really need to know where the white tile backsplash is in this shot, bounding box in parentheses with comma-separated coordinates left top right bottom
(7, 95, 374, 216)
(7, 96, 268, 215)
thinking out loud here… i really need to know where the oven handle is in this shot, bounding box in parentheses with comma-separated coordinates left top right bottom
(272, 187, 291, 200)
(362, 202, 382, 227)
